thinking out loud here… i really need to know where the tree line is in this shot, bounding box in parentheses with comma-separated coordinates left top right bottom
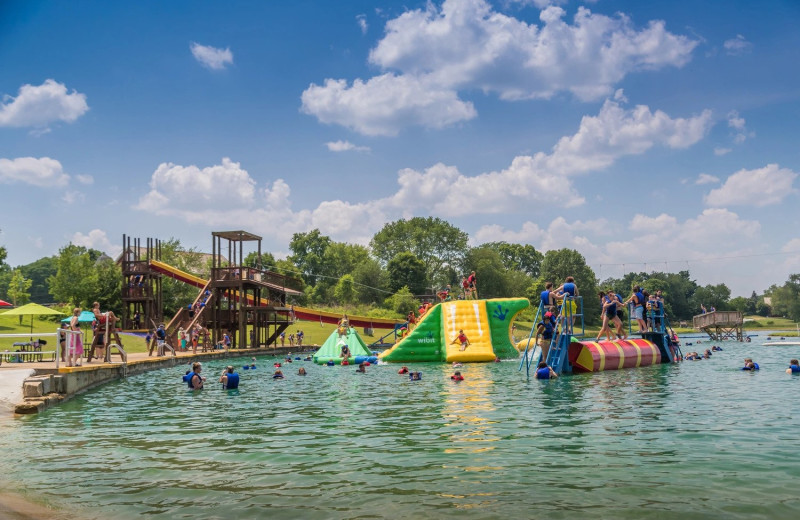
(0, 219, 798, 324)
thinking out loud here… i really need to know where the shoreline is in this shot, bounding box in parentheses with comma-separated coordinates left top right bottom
(0, 490, 79, 520)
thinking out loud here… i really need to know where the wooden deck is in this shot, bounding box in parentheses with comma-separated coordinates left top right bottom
(693, 311, 744, 341)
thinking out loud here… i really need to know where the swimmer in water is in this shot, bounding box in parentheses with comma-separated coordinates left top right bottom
(451, 371, 464, 381)
(298, 367, 307, 376)
(741, 358, 759, 371)
(356, 363, 366, 373)
(452, 362, 463, 368)
(410, 371, 422, 381)
(273, 369, 284, 379)
(786, 359, 800, 374)
(398, 366, 409, 374)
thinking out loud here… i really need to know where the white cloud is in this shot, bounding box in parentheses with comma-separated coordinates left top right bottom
(0, 157, 69, 187)
(62, 191, 85, 204)
(136, 157, 256, 218)
(629, 213, 678, 233)
(714, 147, 731, 156)
(326, 140, 371, 152)
(136, 100, 711, 238)
(723, 34, 752, 55)
(0, 79, 88, 129)
(705, 164, 797, 207)
(302, 0, 697, 135)
(71, 229, 121, 258)
(727, 110, 753, 144)
(695, 173, 719, 185)
(301, 74, 476, 136)
(76, 174, 94, 185)
(190, 42, 234, 70)
(476, 208, 762, 292)
(356, 14, 368, 34)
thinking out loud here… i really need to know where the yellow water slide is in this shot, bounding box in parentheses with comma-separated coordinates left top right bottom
(442, 300, 497, 363)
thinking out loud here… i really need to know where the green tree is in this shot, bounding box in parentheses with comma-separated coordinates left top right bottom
(334, 274, 357, 307)
(689, 283, 731, 314)
(463, 247, 508, 298)
(243, 251, 277, 270)
(288, 230, 332, 286)
(729, 296, 749, 314)
(48, 244, 99, 307)
(387, 252, 428, 295)
(539, 248, 600, 324)
(747, 290, 758, 315)
(94, 257, 122, 314)
(8, 269, 32, 324)
(351, 258, 389, 304)
(481, 242, 543, 277)
(19, 256, 57, 303)
(385, 286, 419, 316)
(370, 217, 469, 286)
(768, 274, 800, 320)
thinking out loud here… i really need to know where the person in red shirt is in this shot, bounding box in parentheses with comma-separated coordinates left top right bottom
(451, 330, 470, 351)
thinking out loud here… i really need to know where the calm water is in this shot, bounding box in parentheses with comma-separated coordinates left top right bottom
(1, 338, 800, 519)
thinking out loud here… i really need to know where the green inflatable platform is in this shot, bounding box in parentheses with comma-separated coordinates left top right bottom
(312, 327, 374, 365)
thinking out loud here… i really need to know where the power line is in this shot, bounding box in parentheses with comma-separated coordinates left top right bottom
(596, 249, 800, 272)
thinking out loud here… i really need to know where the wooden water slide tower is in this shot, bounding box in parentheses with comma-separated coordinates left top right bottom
(120, 235, 163, 330)
(208, 230, 304, 349)
(693, 310, 744, 341)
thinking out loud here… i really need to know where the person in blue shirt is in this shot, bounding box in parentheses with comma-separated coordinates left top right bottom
(187, 362, 205, 389)
(553, 277, 579, 325)
(540, 282, 555, 309)
(786, 359, 800, 374)
(219, 366, 239, 389)
(535, 361, 558, 380)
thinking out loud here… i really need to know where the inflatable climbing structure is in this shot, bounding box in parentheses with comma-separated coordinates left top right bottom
(313, 327, 377, 365)
(379, 298, 529, 363)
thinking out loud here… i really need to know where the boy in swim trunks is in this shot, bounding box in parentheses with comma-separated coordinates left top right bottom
(451, 330, 470, 351)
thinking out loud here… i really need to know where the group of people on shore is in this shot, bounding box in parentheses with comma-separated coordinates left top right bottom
(59, 302, 119, 366)
(279, 329, 304, 346)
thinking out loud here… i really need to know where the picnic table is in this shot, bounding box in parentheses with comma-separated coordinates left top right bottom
(0, 342, 56, 364)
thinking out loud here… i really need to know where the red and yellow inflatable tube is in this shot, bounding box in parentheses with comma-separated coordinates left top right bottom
(568, 339, 661, 373)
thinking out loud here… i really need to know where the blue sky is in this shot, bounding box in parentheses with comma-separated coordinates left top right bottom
(1, 0, 798, 297)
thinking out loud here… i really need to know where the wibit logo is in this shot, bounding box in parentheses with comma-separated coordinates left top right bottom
(417, 331, 437, 344)
(493, 304, 509, 321)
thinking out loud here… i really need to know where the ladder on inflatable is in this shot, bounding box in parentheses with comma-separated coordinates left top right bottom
(518, 302, 544, 377)
(545, 295, 584, 375)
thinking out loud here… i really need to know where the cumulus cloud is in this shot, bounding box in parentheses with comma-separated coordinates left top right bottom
(302, 0, 697, 134)
(723, 34, 752, 55)
(714, 147, 732, 156)
(0, 157, 70, 187)
(356, 14, 368, 34)
(695, 173, 719, 185)
(190, 42, 234, 70)
(475, 208, 762, 290)
(136, 157, 256, 218)
(0, 79, 88, 129)
(705, 164, 797, 207)
(326, 140, 371, 152)
(71, 229, 121, 258)
(76, 174, 94, 185)
(727, 110, 753, 144)
(135, 99, 711, 239)
(301, 74, 476, 136)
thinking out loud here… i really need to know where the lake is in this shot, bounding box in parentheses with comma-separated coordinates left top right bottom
(1, 336, 799, 519)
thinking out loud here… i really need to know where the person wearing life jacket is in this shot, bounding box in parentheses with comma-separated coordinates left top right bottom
(398, 366, 409, 374)
(553, 276, 579, 325)
(786, 359, 800, 374)
(535, 361, 558, 380)
(624, 286, 647, 333)
(540, 282, 555, 310)
(219, 365, 239, 389)
(451, 330, 470, 351)
(451, 371, 464, 381)
(188, 362, 205, 389)
(741, 358, 759, 371)
(535, 312, 555, 361)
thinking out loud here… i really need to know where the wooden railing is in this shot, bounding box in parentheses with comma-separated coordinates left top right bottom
(692, 311, 743, 329)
